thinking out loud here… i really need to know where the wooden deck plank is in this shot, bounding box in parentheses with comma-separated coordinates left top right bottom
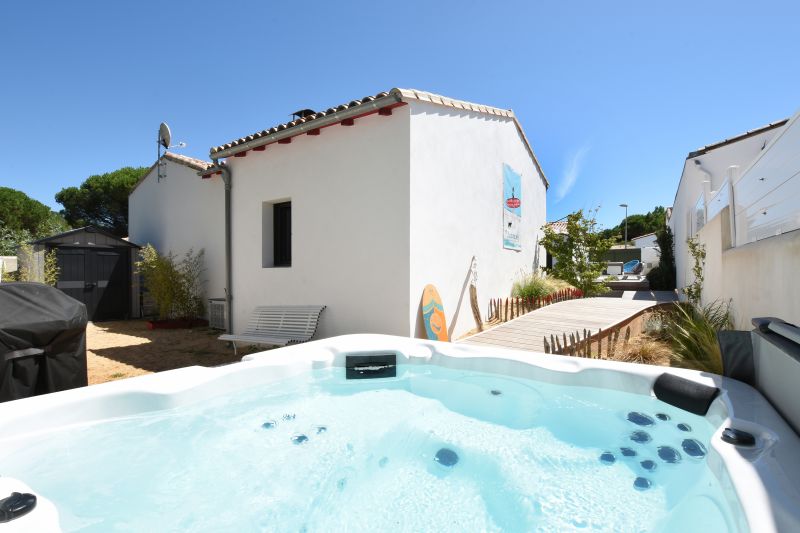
(459, 297, 656, 352)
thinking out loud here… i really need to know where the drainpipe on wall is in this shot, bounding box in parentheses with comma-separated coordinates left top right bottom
(694, 160, 714, 194)
(211, 160, 234, 334)
(726, 166, 740, 247)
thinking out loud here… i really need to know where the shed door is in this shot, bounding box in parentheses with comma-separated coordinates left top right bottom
(55, 247, 128, 321)
(55, 248, 89, 313)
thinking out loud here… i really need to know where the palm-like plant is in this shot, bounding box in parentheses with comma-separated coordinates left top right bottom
(667, 300, 733, 375)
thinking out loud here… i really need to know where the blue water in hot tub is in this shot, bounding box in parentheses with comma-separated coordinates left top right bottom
(0, 365, 745, 532)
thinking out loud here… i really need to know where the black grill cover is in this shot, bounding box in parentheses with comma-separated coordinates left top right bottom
(0, 282, 88, 402)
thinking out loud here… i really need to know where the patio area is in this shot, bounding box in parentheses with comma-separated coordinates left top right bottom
(86, 320, 261, 384)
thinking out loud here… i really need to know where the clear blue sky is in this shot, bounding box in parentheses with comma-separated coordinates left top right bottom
(2, 0, 798, 229)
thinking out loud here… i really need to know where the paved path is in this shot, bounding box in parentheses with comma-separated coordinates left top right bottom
(459, 293, 675, 353)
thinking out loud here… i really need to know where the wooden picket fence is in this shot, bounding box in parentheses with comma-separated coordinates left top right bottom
(543, 324, 631, 358)
(487, 288, 583, 323)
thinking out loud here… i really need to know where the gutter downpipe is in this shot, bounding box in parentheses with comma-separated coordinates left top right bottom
(693, 160, 713, 226)
(211, 160, 233, 334)
(694, 160, 713, 194)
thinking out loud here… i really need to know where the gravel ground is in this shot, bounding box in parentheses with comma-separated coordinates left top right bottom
(86, 320, 263, 385)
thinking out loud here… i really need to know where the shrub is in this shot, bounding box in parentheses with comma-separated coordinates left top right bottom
(646, 266, 670, 291)
(137, 245, 205, 320)
(683, 237, 706, 306)
(666, 300, 732, 375)
(649, 226, 676, 290)
(43, 249, 60, 287)
(511, 272, 572, 299)
(3, 243, 59, 286)
(615, 334, 672, 366)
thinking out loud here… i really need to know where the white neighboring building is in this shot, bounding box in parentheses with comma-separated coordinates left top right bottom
(128, 152, 224, 317)
(631, 233, 659, 272)
(668, 113, 800, 328)
(632, 232, 657, 248)
(0, 257, 17, 281)
(204, 88, 548, 340)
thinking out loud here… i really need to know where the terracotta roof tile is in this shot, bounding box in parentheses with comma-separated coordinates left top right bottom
(130, 152, 213, 195)
(208, 88, 548, 187)
(546, 221, 569, 234)
(162, 152, 212, 172)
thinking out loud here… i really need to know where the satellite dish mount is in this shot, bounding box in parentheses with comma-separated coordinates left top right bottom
(157, 122, 171, 182)
(156, 123, 187, 182)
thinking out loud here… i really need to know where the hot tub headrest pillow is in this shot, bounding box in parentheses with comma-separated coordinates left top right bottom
(653, 373, 720, 416)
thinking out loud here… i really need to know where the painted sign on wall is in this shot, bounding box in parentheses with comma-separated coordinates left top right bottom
(503, 164, 522, 250)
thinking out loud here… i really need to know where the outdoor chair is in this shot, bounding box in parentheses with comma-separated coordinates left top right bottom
(219, 305, 326, 355)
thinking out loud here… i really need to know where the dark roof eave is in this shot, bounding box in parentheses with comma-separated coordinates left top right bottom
(671, 117, 789, 213)
(30, 226, 141, 247)
(686, 119, 789, 160)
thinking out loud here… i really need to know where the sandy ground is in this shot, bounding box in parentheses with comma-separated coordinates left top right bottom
(87, 320, 263, 385)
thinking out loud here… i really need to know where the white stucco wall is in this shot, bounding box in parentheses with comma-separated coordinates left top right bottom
(408, 101, 547, 339)
(668, 125, 785, 291)
(227, 107, 411, 339)
(732, 113, 800, 246)
(640, 247, 660, 272)
(686, 111, 800, 328)
(128, 159, 225, 316)
(697, 207, 800, 329)
(632, 233, 657, 248)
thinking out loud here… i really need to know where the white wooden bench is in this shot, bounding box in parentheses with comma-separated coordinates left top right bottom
(219, 305, 326, 355)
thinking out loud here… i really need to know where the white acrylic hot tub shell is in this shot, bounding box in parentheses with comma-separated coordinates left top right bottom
(0, 334, 798, 532)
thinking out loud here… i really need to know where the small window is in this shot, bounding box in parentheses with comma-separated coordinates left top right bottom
(273, 201, 291, 267)
(262, 199, 291, 268)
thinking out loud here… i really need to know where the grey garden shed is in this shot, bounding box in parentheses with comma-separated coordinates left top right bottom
(29, 226, 139, 321)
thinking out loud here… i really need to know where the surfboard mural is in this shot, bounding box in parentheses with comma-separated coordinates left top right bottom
(421, 284, 449, 342)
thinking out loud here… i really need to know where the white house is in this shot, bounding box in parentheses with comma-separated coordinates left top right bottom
(201, 88, 548, 340)
(668, 112, 800, 328)
(128, 152, 224, 317)
(632, 232, 657, 249)
(629, 232, 659, 272)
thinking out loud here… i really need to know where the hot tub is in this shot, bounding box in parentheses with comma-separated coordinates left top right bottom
(1, 335, 798, 532)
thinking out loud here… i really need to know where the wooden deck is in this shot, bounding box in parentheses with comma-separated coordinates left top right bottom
(458, 297, 662, 353)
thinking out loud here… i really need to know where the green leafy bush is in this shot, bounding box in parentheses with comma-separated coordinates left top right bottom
(2, 243, 59, 286)
(137, 245, 206, 320)
(511, 272, 572, 299)
(43, 249, 60, 286)
(540, 209, 615, 296)
(683, 236, 706, 306)
(646, 266, 669, 290)
(667, 300, 733, 374)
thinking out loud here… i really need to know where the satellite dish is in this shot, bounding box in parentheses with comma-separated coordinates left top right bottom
(158, 122, 172, 149)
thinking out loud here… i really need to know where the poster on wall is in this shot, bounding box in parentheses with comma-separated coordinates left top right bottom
(503, 163, 522, 250)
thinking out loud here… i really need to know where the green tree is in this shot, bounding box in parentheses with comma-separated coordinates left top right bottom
(601, 205, 667, 243)
(541, 209, 616, 296)
(0, 187, 70, 255)
(0, 187, 52, 233)
(646, 225, 676, 290)
(0, 227, 32, 256)
(55, 166, 147, 237)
